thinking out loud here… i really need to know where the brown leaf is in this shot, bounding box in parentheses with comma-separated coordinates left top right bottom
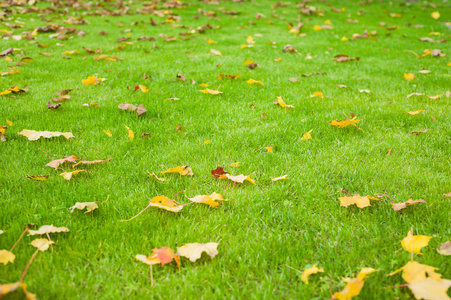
(52, 95, 70, 102)
(73, 158, 111, 168)
(118, 103, 147, 117)
(247, 63, 259, 69)
(0, 48, 14, 57)
(45, 155, 79, 170)
(47, 101, 61, 109)
(211, 166, 228, 178)
(56, 89, 72, 96)
(392, 199, 426, 211)
(176, 73, 186, 81)
(410, 129, 428, 135)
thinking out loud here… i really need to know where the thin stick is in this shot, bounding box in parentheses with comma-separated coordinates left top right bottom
(342, 111, 352, 120)
(10, 227, 28, 252)
(379, 194, 394, 204)
(283, 264, 303, 274)
(231, 182, 236, 197)
(46, 232, 52, 241)
(96, 195, 110, 204)
(150, 264, 154, 287)
(38, 148, 53, 159)
(20, 249, 39, 283)
(171, 190, 184, 200)
(120, 203, 152, 222)
(338, 190, 352, 196)
(382, 283, 409, 289)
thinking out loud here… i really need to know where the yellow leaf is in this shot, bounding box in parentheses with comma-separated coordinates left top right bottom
(329, 118, 361, 129)
(149, 196, 183, 212)
(401, 229, 432, 255)
(388, 261, 442, 283)
(247, 78, 263, 86)
(404, 73, 416, 81)
(341, 36, 349, 42)
(82, 75, 100, 85)
(264, 146, 273, 153)
(60, 170, 85, 181)
(189, 193, 227, 208)
(431, 12, 440, 19)
(230, 162, 240, 167)
(0, 250, 15, 265)
(272, 175, 288, 182)
(200, 88, 223, 95)
(203, 140, 210, 144)
(63, 50, 79, 55)
(243, 59, 254, 66)
(313, 25, 322, 31)
(0, 90, 12, 95)
(28, 225, 70, 236)
(338, 194, 376, 209)
(161, 165, 194, 176)
(274, 58, 282, 62)
(18, 129, 74, 141)
(247, 36, 255, 44)
(310, 92, 323, 98)
(219, 174, 255, 184)
(206, 39, 216, 44)
(104, 130, 112, 137)
(276, 96, 294, 108)
(199, 83, 209, 87)
(124, 125, 134, 141)
(409, 278, 451, 300)
(176, 242, 219, 262)
(301, 129, 313, 141)
(138, 85, 148, 93)
(5, 56, 12, 62)
(301, 264, 324, 284)
(27, 175, 49, 181)
(408, 110, 425, 115)
(0, 126, 7, 134)
(31, 238, 54, 252)
(146, 170, 166, 182)
(69, 202, 99, 214)
(334, 268, 375, 300)
(428, 94, 443, 99)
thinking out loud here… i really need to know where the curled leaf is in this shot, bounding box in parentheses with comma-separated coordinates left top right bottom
(18, 129, 74, 141)
(189, 193, 227, 207)
(45, 155, 79, 170)
(162, 166, 193, 176)
(219, 174, 255, 184)
(60, 170, 86, 181)
(301, 264, 324, 284)
(176, 242, 219, 262)
(392, 199, 426, 211)
(28, 225, 69, 236)
(149, 196, 183, 212)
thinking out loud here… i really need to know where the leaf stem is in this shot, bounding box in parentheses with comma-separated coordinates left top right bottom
(283, 264, 303, 274)
(96, 195, 110, 204)
(150, 264, 154, 287)
(38, 148, 53, 159)
(10, 227, 28, 252)
(20, 249, 39, 283)
(120, 203, 153, 222)
(338, 190, 352, 196)
(382, 283, 409, 289)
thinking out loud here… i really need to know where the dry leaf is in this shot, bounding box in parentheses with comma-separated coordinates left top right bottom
(69, 202, 98, 214)
(408, 278, 451, 300)
(118, 103, 147, 117)
(45, 155, 79, 170)
(410, 129, 428, 135)
(359, 89, 370, 94)
(149, 196, 183, 213)
(301, 265, 324, 284)
(443, 192, 451, 198)
(310, 92, 323, 98)
(52, 95, 70, 102)
(31, 238, 55, 252)
(401, 229, 432, 255)
(73, 158, 111, 168)
(407, 93, 424, 98)
(0, 250, 15, 265)
(162, 165, 193, 176)
(408, 110, 425, 115)
(60, 170, 86, 181)
(189, 193, 227, 208)
(47, 101, 61, 110)
(56, 89, 72, 96)
(82, 75, 105, 85)
(404, 73, 416, 81)
(247, 78, 263, 86)
(431, 12, 440, 19)
(209, 49, 221, 56)
(301, 129, 313, 141)
(437, 241, 451, 256)
(338, 194, 375, 209)
(28, 225, 69, 236)
(337, 85, 348, 88)
(274, 96, 294, 108)
(333, 268, 375, 300)
(124, 125, 134, 141)
(272, 175, 288, 182)
(218, 74, 241, 80)
(137, 246, 180, 269)
(200, 88, 223, 95)
(134, 85, 149, 93)
(427, 94, 443, 100)
(334, 54, 360, 62)
(18, 129, 74, 141)
(330, 118, 361, 129)
(176, 243, 219, 262)
(211, 166, 229, 178)
(392, 199, 426, 211)
(27, 175, 49, 181)
(146, 170, 166, 182)
(388, 261, 442, 283)
(219, 174, 255, 184)
(230, 162, 240, 167)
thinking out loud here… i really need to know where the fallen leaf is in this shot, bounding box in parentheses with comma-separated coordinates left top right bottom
(392, 199, 426, 211)
(104, 130, 112, 137)
(427, 94, 443, 99)
(203, 140, 210, 145)
(28, 225, 69, 236)
(265, 146, 273, 153)
(149, 196, 183, 213)
(274, 58, 282, 62)
(338, 194, 375, 209)
(407, 93, 424, 98)
(330, 118, 361, 129)
(404, 73, 416, 81)
(431, 12, 440, 19)
(0, 126, 7, 142)
(56, 89, 72, 96)
(408, 110, 425, 115)
(219, 174, 255, 184)
(230, 162, 240, 167)
(211, 166, 229, 178)
(333, 268, 375, 300)
(243, 59, 254, 65)
(31, 238, 55, 252)
(118, 103, 147, 117)
(45, 155, 79, 170)
(82, 75, 104, 85)
(189, 193, 227, 208)
(359, 89, 370, 94)
(218, 74, 241, 80)
(137, 247, 180, 269)
(409, 278, 451, 300)
(334, 54, 360, 62)
(247, 78, 263, 86)
(73, 158, 111, 168)
(301, 130, 313, 141)
(401, 229, 432, 255)
(47, 101, 61, 110)
(0, 250, 15, 265)
(337, 85, 348, 88)
(60, 170, 86, 181)
(177, 243, 219, 262)
(272, 175, 288, 182)
(27, 175, 49, 181)
(443, 192, 451, 198)
(200, 88, 223, 95)
(209, 49, 221, 56)
(388, 261, 442, 283)
(124, 125, 134, 141)
(52, 95, 70, 102)
(69, 202, 99, 214)
(162, 166, 194, 176)
(288, 77, 298, 82)
(302, 265, 324, 284)
(410, 129, 428, 135)
(134, 85, 148, 93)
(18, 129, 74, 141)
(274, 96, 294, 108)
(146, 171, 166, 182)
(310, 92, 323, 98)
(418, 70, 431, 74)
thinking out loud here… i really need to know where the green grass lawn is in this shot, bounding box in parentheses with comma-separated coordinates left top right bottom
(1, 0, 451, 299)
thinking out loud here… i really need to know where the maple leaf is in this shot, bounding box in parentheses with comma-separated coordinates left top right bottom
(82, 75, 105, 85)
(52, 95, 70, 102)
(408, 278, 451, 300)
(338, 194, 378, 209)
(176, 242, 219, 262)
(211, 166, 229, 178)
(31, 238, 54, 252)
(219, 174, 255, 184)
(69, 202, 99, 214)
(149, 196, 183, 213)
(437, 241, 451, 256)
(431, 12, 440, 19)
(146, 171, 166, 182)
(200, 87, 223, 95)
(301, 130, 313, 141)
(45, 155, 79, 170)
(301, 264, 324, 284)
(124, 125, 134, 141)
(401, 229, 432, 255)
(388, 261, 442, 283)
(134, 85, 148, 93)
(27, 175, 49, 181)
(162, 166, 194, 176)
(118, 103, 147, 117)
(18, 129, 74, 141)
(334, 268, 375, 300)
(274, 96, 294, 108)
(392, 199, 426, 211)
(404, 73, 416, 81)
(310, 92, 324, 98)
(329, 118, 361, 129)
(247, 78, 263, 86)
(136, 247, 180, 269)
(0, 282, 35, 300)
(0, 250, 15, 265)
(73, 158, 111, 168)
(60, 170, 86, 181)
(189, 193, 227, 207)
(28, 225, 69, 236)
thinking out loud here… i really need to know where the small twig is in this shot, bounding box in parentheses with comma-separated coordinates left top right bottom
(120, 203, 153, 222)
(338, 190, 352, 196)
(171, 190, 184, 200)
(283, 264, 303, 274)
(10, 227, 28, 252)
(38, 148, 53, 160)
(96, 195, 110, 204)
(382, 283, 409, 289)
(20, 249, 39, 283)
(342, 111, 352, 120)
(180, 202, 194, 207)
(150, 264, 154, 287)
(231, 182, 236, 197)
(378, 194, 394, 204)
(46, 232, 52, 241)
